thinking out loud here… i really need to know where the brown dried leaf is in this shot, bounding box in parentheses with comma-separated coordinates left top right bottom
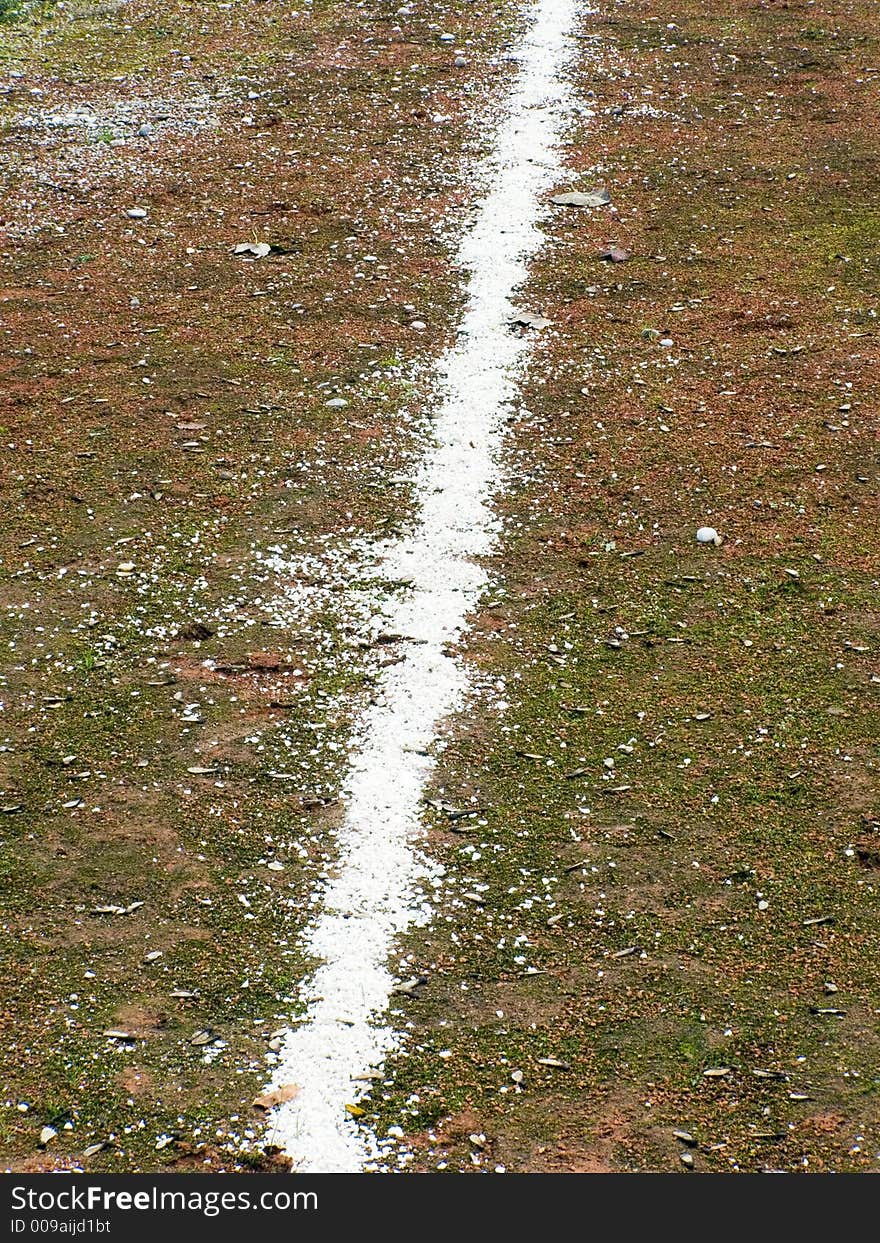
(252, 1083, 301, 1110)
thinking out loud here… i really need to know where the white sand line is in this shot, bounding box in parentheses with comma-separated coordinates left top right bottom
(267, 0, 581, 1173)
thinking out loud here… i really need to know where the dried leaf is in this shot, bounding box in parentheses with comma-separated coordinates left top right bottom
(508, 307, 552, 329)
(598, 245, 631, 263)
(252, 1083, 301, 1110)
(233, 242, 272, 259)
(392, 976, 427, 996)
(175, 621, 214, 641)
(551, 189, 611, 208)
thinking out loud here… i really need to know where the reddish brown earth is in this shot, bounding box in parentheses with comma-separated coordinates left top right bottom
(1, 0, 878, 1173)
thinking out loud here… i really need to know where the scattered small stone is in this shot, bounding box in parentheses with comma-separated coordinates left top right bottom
(673, 1129, 696, 1145)
(125, 207, 148, 220)
(190, 1029, 216, 1046)
(39, 1126, 57, 1147)
(325, 397, 348, 409)
(679, 1150, 695, 1168)
(696, 526, 722, 545)
(703, 1066, 732, 1078)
